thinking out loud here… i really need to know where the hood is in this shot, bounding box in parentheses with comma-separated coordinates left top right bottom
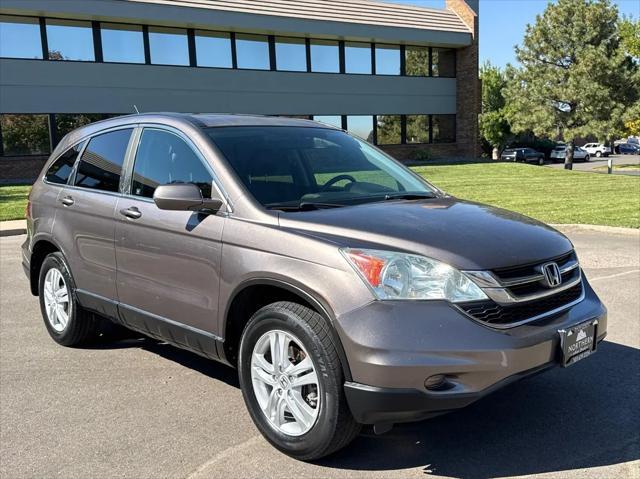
(278, 197, 573, 270)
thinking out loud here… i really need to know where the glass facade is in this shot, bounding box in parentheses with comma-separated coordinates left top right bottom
(346, 116, 374, 142)
(406, 115, 430, 144)
(433, 114, 456, 143)
(344, 42, 371, 74)
(45, 19, 94, 61)
(275, 37, 307, 72)
(0, 15, 43, 59)
(376, 115, 402, 145)
(310, 40, 340, 73)
(432, 47, 456, 78)
(56, 114, 104, 140)
(405, 46, 429, 76)
(101, 23, 145, 64)
(148, 26, 189, 66)
(375, 45, 400, 75)
(235, 34, 270, 70)
(195, 31, 232, 68)
(0, 114, 50, 156)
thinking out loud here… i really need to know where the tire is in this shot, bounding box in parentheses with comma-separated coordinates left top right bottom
(238, 301, 361, 460)
(38, 252, 98, 346)
(596, 151, 602, 158)
(584, 155, 590, 162)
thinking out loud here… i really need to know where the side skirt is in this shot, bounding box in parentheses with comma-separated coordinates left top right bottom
(75, 289, 223, 361)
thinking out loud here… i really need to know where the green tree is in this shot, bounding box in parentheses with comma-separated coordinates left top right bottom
(479, 62, 511, 156)
(619, 16, 640, 58)
(505, 0, 638, 169)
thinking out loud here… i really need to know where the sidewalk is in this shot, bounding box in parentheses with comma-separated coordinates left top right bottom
(0, 220, 27, 237)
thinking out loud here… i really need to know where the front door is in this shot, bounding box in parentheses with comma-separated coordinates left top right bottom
(114, 127, 225, 357)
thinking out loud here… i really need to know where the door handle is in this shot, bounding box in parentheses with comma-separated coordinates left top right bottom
(60, 196, 74, 207)
(120, 206, 142, 220)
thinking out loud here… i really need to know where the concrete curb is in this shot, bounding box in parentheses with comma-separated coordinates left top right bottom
(0, 220, 27, 237)
(551, 224, 639, 236)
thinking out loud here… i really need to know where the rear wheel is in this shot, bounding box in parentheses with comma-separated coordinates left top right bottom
(38, 252, 98, 346)
(238, 302, 360, 460)
(596, 151, 602, 158)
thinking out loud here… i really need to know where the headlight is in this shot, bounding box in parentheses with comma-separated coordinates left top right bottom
(341, 248, 488, 302)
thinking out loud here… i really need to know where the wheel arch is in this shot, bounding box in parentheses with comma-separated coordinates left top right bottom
(222, 278, 352, 382)
(29, 237, 65, 296)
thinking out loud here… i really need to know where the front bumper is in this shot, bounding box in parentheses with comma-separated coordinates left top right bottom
(336, 279, 607, 425)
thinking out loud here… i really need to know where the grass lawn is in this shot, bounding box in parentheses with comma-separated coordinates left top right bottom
(412, 163, 640, 228)
(0, 185, 30, 221)
(0, 163, 638, 227)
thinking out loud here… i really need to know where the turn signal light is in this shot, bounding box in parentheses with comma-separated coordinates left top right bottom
(344, 250, 386, 287)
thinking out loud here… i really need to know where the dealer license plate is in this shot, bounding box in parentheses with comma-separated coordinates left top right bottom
(559, 320, 598, 367)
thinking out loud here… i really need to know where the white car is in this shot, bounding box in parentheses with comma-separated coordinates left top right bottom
(582, 143, 611, 158)
(550, 145, 590, 162)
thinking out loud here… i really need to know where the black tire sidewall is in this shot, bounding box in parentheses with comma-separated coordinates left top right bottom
(38, 252, 78, 345)
(238, 306, 341, 459)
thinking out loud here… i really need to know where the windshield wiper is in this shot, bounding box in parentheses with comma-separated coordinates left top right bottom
(267, 201, 345, 212)
(383, 192, 437, 201)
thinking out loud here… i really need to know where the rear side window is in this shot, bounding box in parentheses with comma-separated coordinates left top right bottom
(45, 142, 84, 185)
(74, 129, 132, 193)
(131, 129, 213, 199)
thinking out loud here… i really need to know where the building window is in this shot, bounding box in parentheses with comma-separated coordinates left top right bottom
(195, 31, 232, 68)
(0, 15, 43, 59)
(74, 129, 133, 192)
(432, 114, 456, 143)
(55, 114, 103, 141)
(344, 42, 372, 74)
(376, 115, 402, 145)
(375, 44, 400, 75)
(312, 116, 343, 129)
(432, 48, 456, 77)
(405, 46, 428, 77)
(310, 40, 340, 73)
(148, 26, 189, 66)
(0, 114, 50, 156)
(101, 23, 145, 64)
(346, 116, 374, 142)
(406, 115, 429, 144)
(45, 19, 94, 61)
(235, 34, 270, 70)
(275, 37, 307, 72)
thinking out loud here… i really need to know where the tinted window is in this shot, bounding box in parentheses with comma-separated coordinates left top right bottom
(131, 129, 213, 199)
(236, 34, 270, 70)
(345, 42, 371, 74)
(74, 129, 132, 192)
(376, 115, 402, 145)
(432, 114, 456, 143)
(205, 127, 433, 208)
(0, 15, 43, 59)
(195, 31, 232, 68)
(148, 27, 189, 66)
(375, 44, 400, 75)
(432, 48, 456, 77)
(101, 23, 145, 63)
(276, 37, 307, 72)
(405, 46, 428, 76)
(0, 114, 50, 156)
(313, 116, 343, 129)
(310, 40, 340, 73)
(45, 19, 94, 61)
(45, 143, 83, 185)
(406, 115, 429, 144)
(346, 116, 374, 142)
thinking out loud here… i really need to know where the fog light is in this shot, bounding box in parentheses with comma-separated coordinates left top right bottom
(424, 374, 446, 390)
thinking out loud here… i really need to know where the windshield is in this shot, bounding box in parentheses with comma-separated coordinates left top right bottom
(205, 126, 436, 210)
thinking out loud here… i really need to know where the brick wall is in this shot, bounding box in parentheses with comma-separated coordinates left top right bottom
(0, 156, 47, 184)
(446, 0, 481, 158)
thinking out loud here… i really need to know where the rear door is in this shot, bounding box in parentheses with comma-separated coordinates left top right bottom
(53, 127, 134, 315)
(114, 126, 225, 351)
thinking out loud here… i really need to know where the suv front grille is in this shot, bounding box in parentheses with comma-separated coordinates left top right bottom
(458, 282, 583, 326)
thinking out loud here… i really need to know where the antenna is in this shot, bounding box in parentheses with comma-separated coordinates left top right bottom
(133, 104, 140, 114)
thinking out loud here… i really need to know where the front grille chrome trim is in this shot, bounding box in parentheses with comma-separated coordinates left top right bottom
(483, 271, 582, 305)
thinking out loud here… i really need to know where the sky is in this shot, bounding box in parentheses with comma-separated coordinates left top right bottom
(386, 0, 640, 68)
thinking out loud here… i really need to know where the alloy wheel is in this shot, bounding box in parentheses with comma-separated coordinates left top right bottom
(43, 268, 70, 332)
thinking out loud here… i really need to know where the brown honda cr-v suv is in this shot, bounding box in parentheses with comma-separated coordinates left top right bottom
(22, 114, 607, 460)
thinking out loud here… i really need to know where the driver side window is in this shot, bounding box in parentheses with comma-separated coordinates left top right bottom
(131, 129, 213, 199)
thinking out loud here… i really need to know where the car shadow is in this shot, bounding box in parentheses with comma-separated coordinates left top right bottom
(89, 336, 638, 477)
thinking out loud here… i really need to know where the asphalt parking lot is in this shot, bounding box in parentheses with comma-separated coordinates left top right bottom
(1, 227, 639, 479)
(546, 154, 640, 175)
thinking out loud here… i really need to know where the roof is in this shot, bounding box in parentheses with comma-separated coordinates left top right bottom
(128, 0, 471, 33)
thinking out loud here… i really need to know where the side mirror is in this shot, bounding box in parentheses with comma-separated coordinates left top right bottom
(153, 184, 223, 213)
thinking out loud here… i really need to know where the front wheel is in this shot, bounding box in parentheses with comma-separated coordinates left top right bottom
(584, 155, 590, 162)
(238, 302, 360, 460)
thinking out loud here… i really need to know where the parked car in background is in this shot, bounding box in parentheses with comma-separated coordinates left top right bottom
(616, 143, 640, 155)
(582, 143, 611, 158)
(500, 147, 546, 164)
(550, 145, 590, 162)
(22, 113, 608, 460)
